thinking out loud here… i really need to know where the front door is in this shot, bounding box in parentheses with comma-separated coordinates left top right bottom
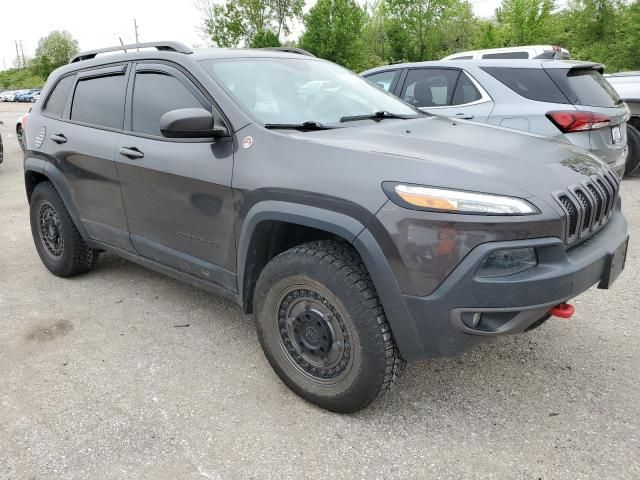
(115, 63, 236, 290)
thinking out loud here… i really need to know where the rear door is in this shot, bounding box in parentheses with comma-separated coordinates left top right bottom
(43, 65, 133, 251)
(398, 67, 494, 121)
(115, 62, 236, 290)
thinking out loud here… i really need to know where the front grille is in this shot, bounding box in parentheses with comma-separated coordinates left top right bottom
(555, 170, 619, 246)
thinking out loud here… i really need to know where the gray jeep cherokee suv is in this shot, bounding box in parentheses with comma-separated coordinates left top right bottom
(24, 42, 629, 413)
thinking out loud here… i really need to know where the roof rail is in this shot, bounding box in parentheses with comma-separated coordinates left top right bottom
(259, 47, 315, 57)
(70, 41, 193, 63)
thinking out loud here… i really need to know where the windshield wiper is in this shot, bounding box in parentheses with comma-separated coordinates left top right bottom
(340, 110, 422, 123)
(264, 121, 338, 131)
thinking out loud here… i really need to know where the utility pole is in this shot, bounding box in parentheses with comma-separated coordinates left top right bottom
(19, 41, 26, 69)
(134, 19, 140, 50)
(15, 40, 22, 69)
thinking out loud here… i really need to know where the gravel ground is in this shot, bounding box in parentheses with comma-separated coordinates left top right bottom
(1, 102, 639, 480)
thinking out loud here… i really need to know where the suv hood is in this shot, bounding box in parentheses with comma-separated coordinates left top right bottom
(287, 115, 611, 199)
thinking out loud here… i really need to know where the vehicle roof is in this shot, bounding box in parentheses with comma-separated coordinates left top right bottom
(361, 59, 599, 75)
(53, 47, 321, 79)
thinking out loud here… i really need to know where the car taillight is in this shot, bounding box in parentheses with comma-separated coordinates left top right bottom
(546, 111, 610, 133)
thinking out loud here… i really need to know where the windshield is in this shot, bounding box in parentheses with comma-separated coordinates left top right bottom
(200, 57, 420, 125)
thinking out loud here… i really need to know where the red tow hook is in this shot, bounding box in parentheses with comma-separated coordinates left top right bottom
(549, 303, 575, 319)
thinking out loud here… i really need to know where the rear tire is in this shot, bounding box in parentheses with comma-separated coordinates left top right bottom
(624, 124, 640, 176)
(29, 181, 99, 277)
(16, 124, 25, 151)
(254, 240, 405, 413)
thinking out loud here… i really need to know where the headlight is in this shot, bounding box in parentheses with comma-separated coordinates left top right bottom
(384, 183, 539, 215)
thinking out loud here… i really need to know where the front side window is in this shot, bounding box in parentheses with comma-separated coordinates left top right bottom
(44, 75, 75, 117)
(131, 72, 203, 136)
(451, 73, 482, 105)
(71, 74, 126, 129)
(364, 70, 400, 92)
(401, 69, 461, 108)
(200, 58, 419, 125)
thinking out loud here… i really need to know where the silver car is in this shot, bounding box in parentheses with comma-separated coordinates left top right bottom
(362, 60, 629, 177)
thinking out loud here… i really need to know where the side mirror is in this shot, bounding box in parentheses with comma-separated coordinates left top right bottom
(159, 108, 229, 139)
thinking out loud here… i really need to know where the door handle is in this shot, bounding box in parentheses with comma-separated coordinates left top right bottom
(119, 147, 144, 159)
(50, 134, 67, 144)
(454, 113, 474, 120)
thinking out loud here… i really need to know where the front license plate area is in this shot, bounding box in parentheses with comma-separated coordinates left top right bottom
(601, 238, 628, 289)
(611, 125, 621, 144)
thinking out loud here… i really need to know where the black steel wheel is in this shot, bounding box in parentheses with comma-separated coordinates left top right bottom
(38, 201, 64, 258)
(254, 240, 405, 413)
(30, 181, 99, 277)
(275, 286, 354, 384)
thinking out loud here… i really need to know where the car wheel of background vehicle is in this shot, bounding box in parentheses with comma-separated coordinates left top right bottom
(254, 240, 405, 413)
(624, 124, 640, 176)
(16, 125, 25, 151)
(29, 181, 100, 277)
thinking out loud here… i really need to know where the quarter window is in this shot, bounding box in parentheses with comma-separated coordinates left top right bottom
(364, 70, 400, 92)
(71, 74, 127, 129)
(401, 69, 461, 108)
(482, 67, 570, 104)
(131, 72, 203, 136)
(43, 75, 75, 117)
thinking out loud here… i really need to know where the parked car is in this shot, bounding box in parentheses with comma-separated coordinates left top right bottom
(10, 89, 30, 102)
(1, 90, 17, 102)
(442, 45, 570, 60)
(605, 71, 640, 175)
(30, 91, 41, 102)
(15, 89, 39, 102)
(16, 111, 29, 150)
(24, 42, 628, 412)
(362, 59, 629, 177)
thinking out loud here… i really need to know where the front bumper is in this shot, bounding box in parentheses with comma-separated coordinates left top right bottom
(400, 208, 628, 358)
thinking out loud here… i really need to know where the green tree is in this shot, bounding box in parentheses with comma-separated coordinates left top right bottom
(299, 0, 367, 70)
(250, 29, 282, 48)
(384, 0, 453, 61)
(31, 31, 79, 79)
(200, 0, 303, 47)
(495, 0, 554, 45)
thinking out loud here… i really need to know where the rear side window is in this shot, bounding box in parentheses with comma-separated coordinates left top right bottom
(401, 68, 461, 107)
(482, 67, 569, 104)
(451, 73, 482, 105)
(71, 74, 126, 129)
(43, 75, 74, 117)
(364, 70, 399, 92)
(131, 72, 203, 136)
(563, 69, 621, 108)
(482, 52, 529, 59)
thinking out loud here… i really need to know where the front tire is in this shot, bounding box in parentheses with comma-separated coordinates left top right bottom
(625, 124, 640, 177)
(29, 181, 99, 277)
(254, 240, 405, 413)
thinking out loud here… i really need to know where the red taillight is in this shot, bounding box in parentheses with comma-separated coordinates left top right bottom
(546, 111, 610, 133)
(21, 113, 28, 129)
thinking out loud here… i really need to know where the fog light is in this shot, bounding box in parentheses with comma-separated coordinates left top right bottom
(478, 248, 537, 278)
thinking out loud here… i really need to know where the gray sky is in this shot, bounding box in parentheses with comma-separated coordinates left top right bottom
(0, 0, 501, 72)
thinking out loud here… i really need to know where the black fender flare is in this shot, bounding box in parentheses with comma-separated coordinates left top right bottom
(237, 200, 423, 360)
(24, 157, 89, 239)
